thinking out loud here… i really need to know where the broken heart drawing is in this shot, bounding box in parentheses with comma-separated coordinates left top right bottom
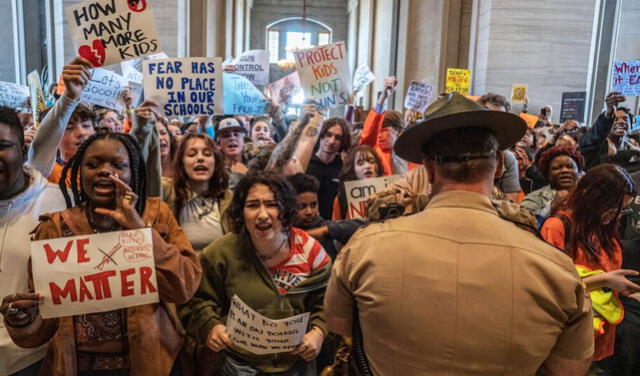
(78, 39, 106, 67)
(128, 0, 147, 12)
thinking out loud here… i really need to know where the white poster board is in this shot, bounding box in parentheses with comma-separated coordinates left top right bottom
(232, 50, 270, 86)
(293, 41, 351, 109)
(404, 81, 434, 113)
(226, 295, 309, 355)
(143, 57, 224, 117)
(352, 64, 375, 95)
(267, 71, 302, 104)
(31, 228, 159, 319)
(343, 175, 402, 220)
(66, 0, 161, 67)
(81, 68, 129, 111)
(121, 52, 168, 84)
(0, 82, 30, 110)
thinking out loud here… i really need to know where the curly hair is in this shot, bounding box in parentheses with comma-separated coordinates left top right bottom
(225, 171, 297, 235)
(536, 146, 585, 179)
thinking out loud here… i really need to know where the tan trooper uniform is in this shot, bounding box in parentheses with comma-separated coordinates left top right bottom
(324, 190, 593, 376)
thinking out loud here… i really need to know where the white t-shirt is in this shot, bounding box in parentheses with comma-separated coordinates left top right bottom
(179, 197, 224, 251)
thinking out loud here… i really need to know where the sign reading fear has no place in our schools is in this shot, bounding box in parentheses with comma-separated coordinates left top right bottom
(31, 228, 159, 319)
(66, 0, 161, 67)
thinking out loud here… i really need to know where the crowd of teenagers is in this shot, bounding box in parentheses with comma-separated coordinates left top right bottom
(1, 55, 640, 376)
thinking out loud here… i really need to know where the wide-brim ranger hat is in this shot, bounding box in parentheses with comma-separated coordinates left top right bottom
(394, 93, 527, 163)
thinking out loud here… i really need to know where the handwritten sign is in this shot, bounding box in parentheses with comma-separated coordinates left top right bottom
(0, 82, 29, 110)
(445, 68, 471, 96)
(27, 71, 47, 125)
(344, 175, 401, 220)
(31, 228, 159, 319)
(613, 60, 640, 96)
(226, 295, 309, 355)
(267, 71, 302, 104)
(121, 52, 168, 84)
(511, 84, 528, 103)
(232, 50, 269, 86)
(143, 57, 223, 117)
(294, 41, 351, 109)
(223, 73, 267, 115)
(404, 81, 434, 112)
(352, 64, 375, 95)
(81, 68, 129, 111)
(66, 0, 161, 67)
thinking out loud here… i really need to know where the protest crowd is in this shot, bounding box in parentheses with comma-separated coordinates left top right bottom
(2, 2, 640, 376)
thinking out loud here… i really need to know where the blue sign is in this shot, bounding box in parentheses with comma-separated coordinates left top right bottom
(223, 73, 268, 115)
(613, 60, 640, 96)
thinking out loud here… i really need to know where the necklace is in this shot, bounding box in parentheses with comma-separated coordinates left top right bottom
(84, 205, 121, 233)
(257, 235, 288, 261)
(195, 197, 216, 220)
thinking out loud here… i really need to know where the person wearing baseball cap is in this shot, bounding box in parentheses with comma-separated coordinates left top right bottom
(324, 93, 594, 375)
(216, 117, 248, 189)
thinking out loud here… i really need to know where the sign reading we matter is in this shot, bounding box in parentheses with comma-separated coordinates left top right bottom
(294, 41, 351, 109)
(66, 0, 160, 67)
(31, 228, 159, 319)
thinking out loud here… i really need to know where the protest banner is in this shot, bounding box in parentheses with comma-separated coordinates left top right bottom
(27, 70, 47, 125)
(293, 41, 351, 109)
(232, 50, 270, 86)
(404, 81, 434, 113)
(224, 73, 268, 115)
(226, 295, 309, 355)
(143, 57, 224, 117)
(519, 112, 539, 128)
(613, 60, 640, 96)
(352, 64, 375, 95)
(66, 0, 161, 67)
(81, 68, 129, 111)
(267, 71, 301, 104)
(0, 82, 29, 110)
(121, 52, 168, 84)
(31, 228, 159, 319)
(445, 68, 471, 96)
(344, 175, 402, 220)
(511, 84, 528, 103)
(559, 91, 587, 123)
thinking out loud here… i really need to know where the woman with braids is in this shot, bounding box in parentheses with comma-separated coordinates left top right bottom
(162, 133, 232, 251)
(1, 129, 202, 376)
(179, 171, 331, 375)
(541, 164, 640, 363)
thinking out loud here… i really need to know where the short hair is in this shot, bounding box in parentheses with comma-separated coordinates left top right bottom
(536, 145, 585, 178)
(225, 171, 298, 234)
(0, 106, 24, 147)
(69, 104, 95, 125)
(477, 93, 511, 112)
(287, 173, 320, 195)
(382, 110, 404, 132)
(422, 127, 499, 183)
(319, 118, 352, 153)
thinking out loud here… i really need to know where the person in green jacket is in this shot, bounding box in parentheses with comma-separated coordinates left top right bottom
(180, 171, 331, 375)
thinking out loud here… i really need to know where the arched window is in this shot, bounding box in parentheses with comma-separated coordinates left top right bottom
(265, 17, 332, 64)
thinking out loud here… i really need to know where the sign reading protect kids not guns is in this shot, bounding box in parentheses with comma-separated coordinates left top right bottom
(445, 68, 471, 96)
(143, 57, 224, 117)
(66, 0, 160, 67)
(31, 228, 159, 319)
(294, 41, 351, 109)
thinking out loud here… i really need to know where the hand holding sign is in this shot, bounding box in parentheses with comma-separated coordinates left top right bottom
(605, 91, 627, 119)
(207, 324, 234, 352)
(94, 173, 145, 230)
(0, 292, 43, 328)
(291, 327, 324, 361)
(62, 57, 94, 101)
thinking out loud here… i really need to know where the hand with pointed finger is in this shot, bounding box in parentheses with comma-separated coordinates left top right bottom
(0, 292, 43, 327)
(207, 324, 234, 352)
(291, 327, 324, 361)
(62, 57, 94, 101)
(93, 173, 145, 230)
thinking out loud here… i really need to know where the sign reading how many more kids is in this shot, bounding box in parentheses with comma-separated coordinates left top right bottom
(445, 68, 471, 96)
(66, 0, 161, 67)
(613, 60, 640, 96)
(404, 81, 434, 113)
(31, 228, 159, 319)
(143, 57, 224, 117)
(223, 73, 268, 115)
(294, 41, 351, 109)
(232, 50, 270, 86)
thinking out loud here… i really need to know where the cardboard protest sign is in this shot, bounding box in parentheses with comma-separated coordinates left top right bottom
(559, 91, 587, 123)
(293, 41, 351, 109)
(404, 81, 434, 113)
(267, 71, 302, 104)
(66, 0, 160, 67)
(81, 68, 129, 111)
(31, 228, 159, 319)
(27, 71, 47, 125)
(223, 73, 268, 115)
(511, 84, 528, 103)
(613, 60, 640, 96)
(445, 68, 471, 96)
(519, 112, 539, 128)
(121, 52, 168, 84)
(226, 295, 309, 355)
(232, 50, 270, 86)
(143, 57, 223, 117)
(352, 64, 375, 95)
(0, 82, 29, 110)
(344, 175, 402, 220)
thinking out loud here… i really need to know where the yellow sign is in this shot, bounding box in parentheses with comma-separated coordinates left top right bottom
(445, 68, 471, 96)
(511, 84, 528, 103)
(27, 70, 47, 127)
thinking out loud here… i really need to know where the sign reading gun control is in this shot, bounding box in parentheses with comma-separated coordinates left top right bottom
(31, 228, 158, 319)
(226, 295, 309, 355)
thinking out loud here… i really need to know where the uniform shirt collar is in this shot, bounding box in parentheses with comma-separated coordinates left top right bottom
(425, 190, 497, 216)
